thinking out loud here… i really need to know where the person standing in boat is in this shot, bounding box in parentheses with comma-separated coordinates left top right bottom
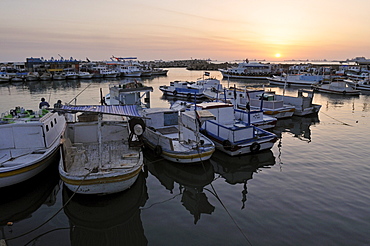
(39, 98, 50, 109)
(54, 99, 63, 108)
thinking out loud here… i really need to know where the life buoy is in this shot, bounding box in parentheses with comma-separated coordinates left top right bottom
(173, 90, 177, 96)
(250, 142, 261, 153)
(222, 140, 232, 150)
(154, 145, 162, 157)
(129, 118, 146, 136)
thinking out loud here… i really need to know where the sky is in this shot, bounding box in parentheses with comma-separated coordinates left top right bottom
(1, 0, 370, 63)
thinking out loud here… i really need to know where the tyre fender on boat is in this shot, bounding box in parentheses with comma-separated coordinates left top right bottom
(250, 142, 261, 153)
(187, 93, 192, 99)
(222, 140, 232, 151)
(129, 118, 146, 136)
(154, 145, 162, 156)
(173, 90, 177, 96)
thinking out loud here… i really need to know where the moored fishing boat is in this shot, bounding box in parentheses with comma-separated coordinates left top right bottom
(77, 71, 93, 79)
(345, 78, 370, 92)
(0, 107, 66, 188)
(247, 92, 296, 119)
(171, 101, 277, 130)
(40, 72, 53, 81)
(159, 80, 206, 100)
(25, 72, 40, 81)
(192, 102, 278, 156)
(64, 71, 79, 80)
(142, 108, 216, 163)
(0, 73, 11, 82)
(218, 60, 273, 80)
(268, 73, 324, 87)
(57, 105, 145, 195)
(313, 81, 361, 95)
(274, 89, 322, 116)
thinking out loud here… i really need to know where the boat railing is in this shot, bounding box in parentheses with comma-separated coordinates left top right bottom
(204, 120, 255, 143)
(250, 99, 284, 109)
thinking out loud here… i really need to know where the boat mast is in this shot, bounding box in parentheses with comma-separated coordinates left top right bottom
(98, 113, 102, 169)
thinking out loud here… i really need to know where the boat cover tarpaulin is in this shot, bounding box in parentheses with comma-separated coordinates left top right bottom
(59, 105, 141, 117)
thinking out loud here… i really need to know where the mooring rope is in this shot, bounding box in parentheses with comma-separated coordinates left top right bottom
(320, 111, 353, 126)
(2, 169, 94, 244)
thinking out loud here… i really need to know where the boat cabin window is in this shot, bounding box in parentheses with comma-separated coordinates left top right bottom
(51, 121, 54, 128)
(46, 125, 49, 132)
(164, 112, 178, 126)
(54, 118, 57, 124)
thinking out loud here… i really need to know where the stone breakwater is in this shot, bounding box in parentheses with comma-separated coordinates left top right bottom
(142, 59, 346, 72)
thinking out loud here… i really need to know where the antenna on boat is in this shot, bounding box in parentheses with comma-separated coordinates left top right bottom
(67, 83, 92, 105)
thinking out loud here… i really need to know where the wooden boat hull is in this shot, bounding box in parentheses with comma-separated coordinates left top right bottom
(59, 150, 143, 195)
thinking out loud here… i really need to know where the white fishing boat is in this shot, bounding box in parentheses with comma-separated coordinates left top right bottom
(345, 78, 370, 91)
(218, 60, 273, 80)
(274, 89, 322, 116)
(194, 102, 278, 156)
(268, 73, 324, 87)
(313, 81, 361, 95)
(108, 57, 142, 77)
(159, 80, 206, 100)
(215, 87, 296, 119)
(40, 72, 53, 81)
(64, 71, 79, 80)
(58, 105, 145, 195)
(151, 68, 168, 76)
(25, 72, 40, 81)
(77, 71, 93, 79)
(100, 69, 119, 78)
(0, 73, 11, 82)
(0, 107, 66, 188)
(171, 101, 277, 130)
(106, 81, 153, 107)
(248, 92, 296, 119)
(142, 108, 216, 163)
(53, 72, 66, 80)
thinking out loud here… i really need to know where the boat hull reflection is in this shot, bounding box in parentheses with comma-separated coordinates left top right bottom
(62, 172, 148, 246)
(144, 150, 215, 224)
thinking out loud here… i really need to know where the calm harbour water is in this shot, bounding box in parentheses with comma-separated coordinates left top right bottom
(1, 68, 370, 246)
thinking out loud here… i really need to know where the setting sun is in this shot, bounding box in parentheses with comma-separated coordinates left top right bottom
(275, 53, 281, 58)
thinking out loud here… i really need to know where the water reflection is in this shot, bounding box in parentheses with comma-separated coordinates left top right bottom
(210, 150, 275, 209)
(62, 172, 148, 246)
(0, 161, 60, 240)
(272, 115, 320, 142)
(144, 150, 215, 224)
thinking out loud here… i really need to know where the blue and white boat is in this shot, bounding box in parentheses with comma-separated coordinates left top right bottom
(159, 80, 207, 100)
(191, 102, 278, 156)
(171, 101, 277, 130)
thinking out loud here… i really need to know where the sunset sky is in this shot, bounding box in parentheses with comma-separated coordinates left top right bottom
(1, 0, 370, 62)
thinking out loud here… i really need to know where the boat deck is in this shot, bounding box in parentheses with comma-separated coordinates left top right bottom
(156, 126, 179, 135)
(0, 149, 46, 167)
(63, 139, 141, 176)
